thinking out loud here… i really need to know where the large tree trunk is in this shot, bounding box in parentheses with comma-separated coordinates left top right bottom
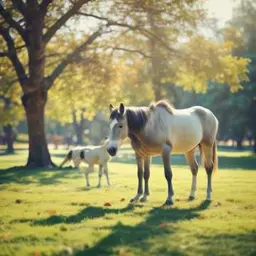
(3, 125, 14, 154)
(22, 90, 54, 168)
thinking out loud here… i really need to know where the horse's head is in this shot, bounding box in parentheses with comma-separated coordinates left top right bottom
(107, 103, 128, 156)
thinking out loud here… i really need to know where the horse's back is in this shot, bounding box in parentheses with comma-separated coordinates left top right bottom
(156, 106, 218, 153)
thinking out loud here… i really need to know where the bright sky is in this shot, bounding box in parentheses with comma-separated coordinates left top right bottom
(205, 0, 235, 25)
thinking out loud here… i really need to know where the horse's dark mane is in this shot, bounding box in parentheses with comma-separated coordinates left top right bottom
(126, 107, 150, 133)
(110, 100, 173, 135)
(149, 100, 174, 114)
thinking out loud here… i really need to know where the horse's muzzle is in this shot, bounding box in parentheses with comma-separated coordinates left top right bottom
(107, 147, 117, 156)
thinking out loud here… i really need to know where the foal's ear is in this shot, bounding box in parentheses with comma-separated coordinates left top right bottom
(109, 104, 114, 113)
(119, 103, 125, 116)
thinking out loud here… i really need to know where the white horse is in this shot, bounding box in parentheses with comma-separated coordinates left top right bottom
(59, 141, 111, 188)
(107, 100, 218, 205)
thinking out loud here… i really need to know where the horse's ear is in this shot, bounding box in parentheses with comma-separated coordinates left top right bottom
(119, 103, 125, 116)
(109, 104, 114, 113)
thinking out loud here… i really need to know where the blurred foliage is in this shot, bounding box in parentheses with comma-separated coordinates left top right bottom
(0, 58, 24, 126)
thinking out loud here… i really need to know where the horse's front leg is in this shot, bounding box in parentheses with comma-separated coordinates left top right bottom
(140, 156, 151, 202)
(162, 144, 174, 205)
(130, 154, 144, 203)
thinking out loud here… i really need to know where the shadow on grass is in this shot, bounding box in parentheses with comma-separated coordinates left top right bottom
(46, 200, 209, 255)
(197, 232, 256, 256)
(11, 201, 210, 255)
(0, 166, 80, 185)
(32, 205, 136, 226)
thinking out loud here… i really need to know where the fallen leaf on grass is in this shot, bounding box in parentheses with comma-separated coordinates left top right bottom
(0, 232, 12, 239)
(34, 252, 40, 256)
(104, 202, 111, 207)
(120, 198, 125, 202)
(159, 222, 168, 228)
(118, 249, 133, 256)
(214, 201, 222, 207)
(46, 209, 57, 215)
(15, 199, 22, 204)
(60, 226, 67, 232)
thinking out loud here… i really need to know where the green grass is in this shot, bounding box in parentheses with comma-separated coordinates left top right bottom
(0, 145, 256, 256)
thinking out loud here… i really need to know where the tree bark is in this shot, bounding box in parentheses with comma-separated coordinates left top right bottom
(22, 89, 54, 168)
(3, 125, 14, 154)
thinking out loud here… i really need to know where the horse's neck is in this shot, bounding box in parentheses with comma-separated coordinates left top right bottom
(126, 107, 150, 132)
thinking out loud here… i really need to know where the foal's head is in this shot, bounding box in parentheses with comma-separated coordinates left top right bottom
(107, 103, 128, 156)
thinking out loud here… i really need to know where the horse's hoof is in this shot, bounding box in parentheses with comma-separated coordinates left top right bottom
(140, 197, 147, 203)
(164, 199, 174, 206)
(188, 196, 195, 201)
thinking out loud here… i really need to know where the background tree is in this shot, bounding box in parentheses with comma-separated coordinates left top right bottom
(0, 57, 24, 153)
(0, 0, 251, 167)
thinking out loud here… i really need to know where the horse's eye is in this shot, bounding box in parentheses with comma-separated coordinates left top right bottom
(119, 125, 123, 128)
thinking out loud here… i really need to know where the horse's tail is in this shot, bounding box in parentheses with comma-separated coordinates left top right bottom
(59, 150, 72, 168)
(212, 140, 218, 172)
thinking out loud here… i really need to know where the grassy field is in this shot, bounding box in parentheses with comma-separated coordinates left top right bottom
(0, 145, 256, 256)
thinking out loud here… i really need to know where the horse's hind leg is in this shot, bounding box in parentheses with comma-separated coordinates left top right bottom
(201, 143, 214, 201)
(140, 156, 151, 202)
(185, 149, 199, 201)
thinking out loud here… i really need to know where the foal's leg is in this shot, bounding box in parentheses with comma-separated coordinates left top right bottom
(162, 144, 174, 205)
(140, 156, 151, 202)
(97, 164, 103, 188)
(201, 143, 214, 201)
(73, 158, 80, 168)
(130, 154, 144, 203)
(103, 163, 110, 186)
(84, 165, 94, 188)
(185, 149, 199, 200)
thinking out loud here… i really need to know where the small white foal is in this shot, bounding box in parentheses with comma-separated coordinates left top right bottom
(59, 141, 111, 188)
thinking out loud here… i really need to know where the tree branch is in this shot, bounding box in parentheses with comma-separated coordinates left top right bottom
(79, 12, 180, 55)
(0, 26, 27, 87)
(45, 28, 102, 89)
(0, 3, 28, 44)
(43, 0, 92, 44)
(109, 47, 152, 58)
(11, 0, 26, 17)
(40, 0, 53, 13)
(0, 51, 9, 57)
